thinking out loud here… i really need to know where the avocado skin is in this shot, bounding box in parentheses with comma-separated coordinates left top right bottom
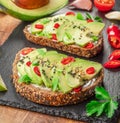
(0, 0, 68, 21)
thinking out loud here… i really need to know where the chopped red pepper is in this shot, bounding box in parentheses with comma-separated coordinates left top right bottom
(33, 66, 41, 76)
(54, 23, 60, 29)
(87, 19, 94, 23)
(108, 35, 120, 49)
(21, 48, 34, 55)
(65, 11, 75, 16)
(107, 24, 120, 49)
(73, 86, 82, 93)
(35, 24, 44, 29)
(61, 56, 75, 65)
(109, 50, 120, 60)
(51, 34, 57, 40)
(84, 42, 94, 49)
(107, 24, 119, 34)
(86, 67, 95, 74)
(103, 60, 120, 69)
(26, 61, 32, 67)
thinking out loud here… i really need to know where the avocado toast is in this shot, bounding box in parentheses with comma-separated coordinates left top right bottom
(23, 12, 105, 58)
(12, 47, 103, 106)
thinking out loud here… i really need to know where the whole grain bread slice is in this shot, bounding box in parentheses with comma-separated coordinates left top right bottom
(12, 47, 104, 106)
(23, 25, 103, 58)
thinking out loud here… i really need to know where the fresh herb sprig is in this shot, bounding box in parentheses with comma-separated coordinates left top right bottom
(76, 12, 103, 22)
(86, 86, 118, 118)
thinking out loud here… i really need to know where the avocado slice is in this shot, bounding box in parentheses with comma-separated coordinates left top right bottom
(0, 0, 68, 21)
(58, 72, 72, 93)
(69, 58, 102, 80)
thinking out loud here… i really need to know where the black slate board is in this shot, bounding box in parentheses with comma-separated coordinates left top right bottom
(0, 1, 120, 123)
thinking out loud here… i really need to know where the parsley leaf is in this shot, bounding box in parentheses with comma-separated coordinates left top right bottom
(95, 86, 111, 100)
(86, 86, 118, 118)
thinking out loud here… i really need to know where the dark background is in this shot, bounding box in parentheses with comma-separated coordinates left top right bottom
(0, 0, 120, 123)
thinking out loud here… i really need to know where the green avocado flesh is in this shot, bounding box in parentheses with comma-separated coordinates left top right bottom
(30, 13, 105, 47)
(17, 48, 103, 93)
(0, 0, 68, 21)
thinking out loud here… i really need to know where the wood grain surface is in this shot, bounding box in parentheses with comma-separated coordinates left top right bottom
(0, 13, 85, 123)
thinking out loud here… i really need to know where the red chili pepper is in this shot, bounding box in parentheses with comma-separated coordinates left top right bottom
(73, 86, 82, 93)
(109, 50, 120, 60)
(35, 24, 44, 29)
(61, 56, 75, 65)
(21, 48, 34, 55)
(33, 66, 41, 76)
(86, 67, 95, 74)
(103, 60, 120, 69)
(65, 11, 75, 16)
(108, 35, 120, 49)
(87, 19, 94, 23)
(51, 34, 57, 40)
(54, 23, 60, 29)
(26, 61, 32, 67)
(84, 42, 94, 49)
(107, 24, 119, 34)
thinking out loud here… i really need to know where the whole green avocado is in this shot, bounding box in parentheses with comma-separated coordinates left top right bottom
(0, 0, 68, 21)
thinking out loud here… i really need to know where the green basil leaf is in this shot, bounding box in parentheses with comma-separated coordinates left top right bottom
(94, 16, 103, 22)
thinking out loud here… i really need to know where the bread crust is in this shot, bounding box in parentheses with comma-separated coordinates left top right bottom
(12, 47, 103, 106)
(23, 25, 103, 58)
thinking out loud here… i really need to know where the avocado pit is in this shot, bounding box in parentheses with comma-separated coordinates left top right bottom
(12, 0, 50, 9)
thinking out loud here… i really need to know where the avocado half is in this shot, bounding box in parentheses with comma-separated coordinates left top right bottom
(0, 0, 68, 21)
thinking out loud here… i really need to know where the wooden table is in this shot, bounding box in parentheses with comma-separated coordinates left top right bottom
(0, 13, 84, 123)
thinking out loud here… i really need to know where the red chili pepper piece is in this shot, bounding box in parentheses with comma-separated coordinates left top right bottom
(84, 42, 94, 49)
(108, 35, 120, 49)
(51, 34, 57, 40)
(109, 50, 120, 60)
(87, 19, 94, 23)
(35, 24, 44, 29)
(107, 24, 119, 34)
(65, 11, 75, 16)
(73, 86, 82, 93)
(21, 48, 34, 55)
(54, 23, 60, 29)
(61, 56, 75, 65)
(26, 61, 32, 67)
(86, 67, 95, 74)
(33, 66, 41, 76)
(103, 60, 120, 69)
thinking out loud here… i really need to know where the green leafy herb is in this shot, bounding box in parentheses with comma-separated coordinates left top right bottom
(76, 12, 84, 20)
(86, 86, 118, 118)
(94, 16, 103, 22)
(91, 36, 99, 41)
(37, 48, 46, 56)
(18, 75, 32, 84)
(86, 13, 94, 20)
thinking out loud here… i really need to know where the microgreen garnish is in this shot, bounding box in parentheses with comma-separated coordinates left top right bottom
(86, 86, 118, 118)
(18, 75, 31, 84)
(76, 12, 103, 22)
(86, 13, 94, 20)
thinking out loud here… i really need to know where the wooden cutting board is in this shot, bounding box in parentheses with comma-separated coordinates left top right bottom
(0, 13, 21, 45)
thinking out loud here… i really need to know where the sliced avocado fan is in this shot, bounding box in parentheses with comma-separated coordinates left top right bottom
(0, 0, 68, 21)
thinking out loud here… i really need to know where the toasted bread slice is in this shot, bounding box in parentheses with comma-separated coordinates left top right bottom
(23, 13, 104, 58)
(12, 47, 103, 106)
